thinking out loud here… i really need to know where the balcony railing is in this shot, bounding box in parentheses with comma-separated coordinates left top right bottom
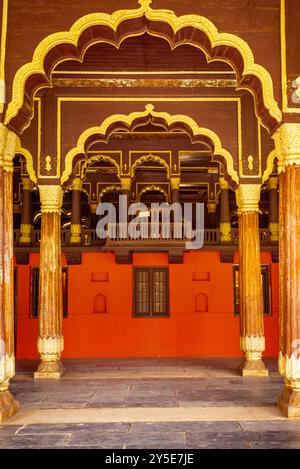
(14, 225, 273, 248)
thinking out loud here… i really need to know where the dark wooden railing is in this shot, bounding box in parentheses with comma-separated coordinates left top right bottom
(13, 226, 273, 248)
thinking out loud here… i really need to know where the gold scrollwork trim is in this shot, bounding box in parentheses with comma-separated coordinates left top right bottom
(5, 0, 281, 129)
(262, 149, 277, 184)
(62, 104, 239, 187)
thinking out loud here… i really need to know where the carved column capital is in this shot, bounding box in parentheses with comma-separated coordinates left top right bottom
(235, 184, 261, 213)
(121, 177, 131, 191)
(21, 176, 34, 191)
(267, 176, 278, 191)
(39, 185, 63, 213)
(219, 176, 229, 190)
(72, 176, 82, 191)
(273, 123, 300, 173)
(0, 124, 18, 172)
(170, 177, 180, 191)
(89, 202, 98, 214)
(207, 201, 217, 214)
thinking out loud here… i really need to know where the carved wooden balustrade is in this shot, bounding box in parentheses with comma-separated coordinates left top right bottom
(13, 225, 274, 249)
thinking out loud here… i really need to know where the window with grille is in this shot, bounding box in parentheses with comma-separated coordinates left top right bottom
(133, 267, 169, 317)
(30, 267, 69, 318)
(233, 264, 271, 316)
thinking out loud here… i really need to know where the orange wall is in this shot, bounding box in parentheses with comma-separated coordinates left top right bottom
(15, 251, 279, 358)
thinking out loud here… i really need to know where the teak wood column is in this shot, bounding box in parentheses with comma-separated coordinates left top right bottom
(70, 177, 82, 244)
(207, 200, 217, 229)
(267, 176, 279, 242)
(34, 185, 64, 379)
(274, 123, 300, 417)
(219, 176, 231, 242)
(0, 126, 19, 422)
(20, 176, 33, 244)
(236, 184, 268, 377)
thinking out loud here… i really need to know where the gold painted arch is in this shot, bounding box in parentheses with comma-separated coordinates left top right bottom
(131, 153, 170, 178)
(99, 185, 122, 201)
(80, 153, 121, 180)
(138, 185, 169, 202)
(61, 104, 239, 187)
(5, 0, 281, 133)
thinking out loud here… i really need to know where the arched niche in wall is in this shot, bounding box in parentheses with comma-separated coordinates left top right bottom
(93, 293, 107, 314)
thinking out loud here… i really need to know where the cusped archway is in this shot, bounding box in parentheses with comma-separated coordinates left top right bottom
(61, 104, 239, 188)
(5, 0, 281, 134)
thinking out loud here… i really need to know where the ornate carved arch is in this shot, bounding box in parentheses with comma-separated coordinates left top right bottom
(99, 185, 122, 200)
(80, 153, 121, 179)
(131, 153, 170, 178)
(5, 0, 281, 133)
(61, 104, 239, 188)
(138, 185, 169, 202)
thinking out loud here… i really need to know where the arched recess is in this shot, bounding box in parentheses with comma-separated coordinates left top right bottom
(99, 185, 122, 201)
(132, 154, 170, 179)
(61, 104, 239, 189)
(138, 185, 169, 202)
(80, 154, 121, 180)
(5, 0, 281, 133)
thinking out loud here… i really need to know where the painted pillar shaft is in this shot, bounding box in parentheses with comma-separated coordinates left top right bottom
(0, 166, 5, 384)
(0, 126, 19, 422)
(70, 178, 82, 244)
(20, 178, 32, 243)
(35, 185, 64, 379)
(236, 184, 268, 376)
(268, 177, 279, 242)
(219, 177, 231, 242)
(3, 167, 14, 379)
(279, 165, 300, 376)
(239, 211, 265, 342)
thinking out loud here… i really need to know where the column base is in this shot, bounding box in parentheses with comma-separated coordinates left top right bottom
(34, 359, 65, 379)
(0, 389, 19, 423)
(278, 386, 300, 418)
(240, 358, 269, 377)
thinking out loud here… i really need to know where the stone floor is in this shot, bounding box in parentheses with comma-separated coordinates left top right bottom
(1, 358, 300, 449)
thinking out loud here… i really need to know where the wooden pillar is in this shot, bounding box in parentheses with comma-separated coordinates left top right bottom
(89, 202, 98, 230)
(34, 185, 64, 379)
(207, 200, 217, 229)
(274, 123, 300, 417)
(170, 177, 180, 204)
(0, 125, 19, 422)
(219, 176, 231, 242)
(120, 178, 131, 232)
(70, 177, 82, 244)
(267, 176, 279, 242)
(20, 176, 33, 244)
(236, 184, 268, 377)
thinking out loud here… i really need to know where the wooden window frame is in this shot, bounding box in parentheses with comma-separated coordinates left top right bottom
(133, 266, 170, 318)
(30, 266, 68, 319)
(233, 264, 272, 317)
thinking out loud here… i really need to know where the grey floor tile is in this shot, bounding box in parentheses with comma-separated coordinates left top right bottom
(0, 434, 68, 449)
